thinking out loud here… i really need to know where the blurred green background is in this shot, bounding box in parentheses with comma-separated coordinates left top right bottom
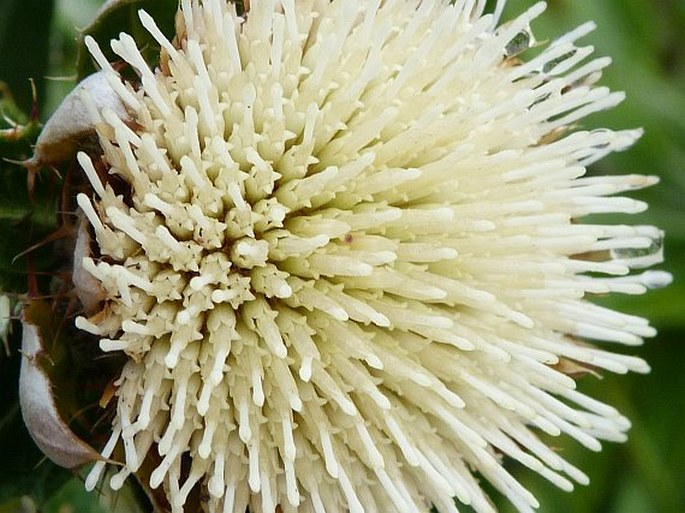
(0, 0, 683, 512)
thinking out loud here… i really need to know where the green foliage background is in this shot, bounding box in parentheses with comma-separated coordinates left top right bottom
(0, 0, 683, 512)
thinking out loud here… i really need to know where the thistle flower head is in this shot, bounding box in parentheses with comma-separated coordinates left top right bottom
(73, 1, 667, 512)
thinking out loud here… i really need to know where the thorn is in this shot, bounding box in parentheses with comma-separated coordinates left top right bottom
(29, 78, 39, 123)
(27, 258, 39, 299)
(4, 156, 39, 200)
(2, 157, 26, 166)
(13, 224, 73, 264)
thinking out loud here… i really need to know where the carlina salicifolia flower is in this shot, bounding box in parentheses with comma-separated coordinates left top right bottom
(67, 0, 670, 512)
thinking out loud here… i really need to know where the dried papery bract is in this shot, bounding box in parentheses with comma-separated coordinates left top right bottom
(73, 215, 108, 314)
(19, 301, 102, 468)
(64, 1, 669, 512)
(22, 71, 129, 175)
(0, 294, 11, 355)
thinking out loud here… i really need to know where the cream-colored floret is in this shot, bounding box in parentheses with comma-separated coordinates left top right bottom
(73, 1, 667, 512)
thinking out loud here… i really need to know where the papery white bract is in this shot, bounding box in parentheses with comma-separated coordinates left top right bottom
(72, 1, 667, 512)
